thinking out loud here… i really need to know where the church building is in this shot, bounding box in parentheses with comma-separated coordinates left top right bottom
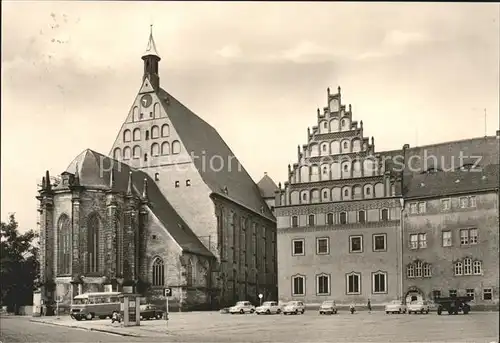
(35, 29, 278, 313)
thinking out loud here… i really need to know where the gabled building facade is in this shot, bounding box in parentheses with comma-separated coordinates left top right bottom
(274, 86, 500, 308)
(274, 88, 404, 305)
(34, 30, 278, 314)
(402, 137, 500, 308)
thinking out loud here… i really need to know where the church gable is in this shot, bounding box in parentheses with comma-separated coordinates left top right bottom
(109, 84, 194, 170)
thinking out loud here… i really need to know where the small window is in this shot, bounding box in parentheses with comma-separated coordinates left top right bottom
(372, 271, 387, 294)
(409, 234, 418, 249)
(423, 263, 432, 277)
(291, 216, 298, 228)
(449, 289, 457, 297)
(175, 181, 180, 188)
(459, 197, 468, 208)
(418, 202, 426, 213)
(409, 203, 418, 214)
(473, 261, 482, 275)
(373, 234, 386, 252)
(349, 235, 363, 253)
(366, 187, 371, 195)
(406, 264, 415, 278)
(144, 153, 148, 162)
(292, 239, 304, 256)
(308, 214, 315, 226)
(469, 196, 476, 208)
(381, 209, 389, 221)
(418, 233, 427, 248)
(442, 231, 452, 247)
(316, 274, 330, 295)
(441, 199, 450, 211)
(316, 238, 329, 255)
(186, 180, 191, 187)
(154, 173, 160, 181)
(483, 288, 492, 300)
(326, 213, 334, 225)
(346, 273, 360, 294)
(358, 210, 366, 223)
(339, 212, 347, 225)
(432, 290, 441, 299)
(292, 275, 305, 296)
(466, 288, 475, 300)
(151, 234, 157, 240)
(454, 262, 463, 276)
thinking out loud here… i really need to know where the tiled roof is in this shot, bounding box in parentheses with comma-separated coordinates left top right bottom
(156, 88, 275, 222)
(65, 149, 213, 257)
(403, 163, 500, 199)
(403, 136, 499, 173)
(257, 173, 279, 198)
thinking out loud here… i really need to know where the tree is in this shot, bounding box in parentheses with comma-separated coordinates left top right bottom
(0, 214, 39, 313)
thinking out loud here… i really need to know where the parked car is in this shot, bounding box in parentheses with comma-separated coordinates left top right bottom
(407, 301, 430, 314)
(255, 301, 281, 315)
(139, 304, 164, 320)
(319, 300, 338, 315)
(282, 301, 305, 315)
(229, 301, 255, 314)
(385, 300, 407, 314)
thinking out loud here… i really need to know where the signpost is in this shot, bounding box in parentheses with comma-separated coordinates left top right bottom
(258, 293, 263, 306)
(164, 288, 172, 327)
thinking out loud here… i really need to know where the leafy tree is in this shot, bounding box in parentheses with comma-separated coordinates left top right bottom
(0, 214, 39, 313)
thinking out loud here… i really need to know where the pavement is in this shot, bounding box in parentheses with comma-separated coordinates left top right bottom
(24, 310, 499, 342)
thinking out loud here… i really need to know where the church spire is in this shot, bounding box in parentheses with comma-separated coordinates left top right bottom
(142, 25, 160, 59)
(141, 25, 161, 90)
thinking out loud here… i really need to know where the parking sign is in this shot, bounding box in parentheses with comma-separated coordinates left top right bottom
(164, 287, 172, 297)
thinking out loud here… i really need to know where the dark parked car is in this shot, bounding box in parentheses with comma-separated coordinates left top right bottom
(139, 304, 164, 320)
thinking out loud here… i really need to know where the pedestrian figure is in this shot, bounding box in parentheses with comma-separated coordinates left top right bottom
(367, 299, 372, 313)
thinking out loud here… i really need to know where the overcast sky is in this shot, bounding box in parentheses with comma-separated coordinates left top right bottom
(2, 2, 499, 232)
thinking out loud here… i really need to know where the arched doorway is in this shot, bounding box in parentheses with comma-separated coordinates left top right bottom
(404, 286, 425, 305)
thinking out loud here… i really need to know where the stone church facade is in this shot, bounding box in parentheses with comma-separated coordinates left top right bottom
(35, 30, 278, 313)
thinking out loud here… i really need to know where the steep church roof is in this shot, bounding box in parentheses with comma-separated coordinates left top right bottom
(257, 173, 279, 199)
(156, 88, 276, 222)
(65, 149, 213, 257)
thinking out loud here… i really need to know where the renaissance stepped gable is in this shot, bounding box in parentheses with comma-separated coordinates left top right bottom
(274, 85, 499, 307)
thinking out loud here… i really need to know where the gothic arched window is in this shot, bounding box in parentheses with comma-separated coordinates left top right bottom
(87, 213, 100, 274)
(57, 214, 71, 275)
(161, 124, 170, 137)
(152, 258, 165, 286)
(161, 142, 170, 155)
(172, 140, 181, 154)
(151, 125, 160, 139)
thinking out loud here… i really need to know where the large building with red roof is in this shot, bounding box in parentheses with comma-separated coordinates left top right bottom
(274, 87, 499, 308)
(35, 30, 278, 313)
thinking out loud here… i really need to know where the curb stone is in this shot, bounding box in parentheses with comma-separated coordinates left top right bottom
(29, 319, 145, 338)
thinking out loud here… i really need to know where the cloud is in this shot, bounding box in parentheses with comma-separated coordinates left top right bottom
(215, 44, 242, 59)
(383, 30, 429, 46)
(354, 30, 431, 61)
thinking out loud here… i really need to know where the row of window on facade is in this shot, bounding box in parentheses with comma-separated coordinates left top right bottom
(291, 271, 388, 296)
(303, 137, 368, 158)
(291, 233, 387, 256)
(123, 124, 170, 142)
(433, 289, 493, 301)
(113, 141, 181, 161)
(292, 160, 385, 184)
(314, 117, 354, 136)
(409, 196, 476, 215)
(132, 103, 161, 122)
(290, 209, 390, 228)
(408, 228, 478, 250)
(289, 184, 395, 206)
